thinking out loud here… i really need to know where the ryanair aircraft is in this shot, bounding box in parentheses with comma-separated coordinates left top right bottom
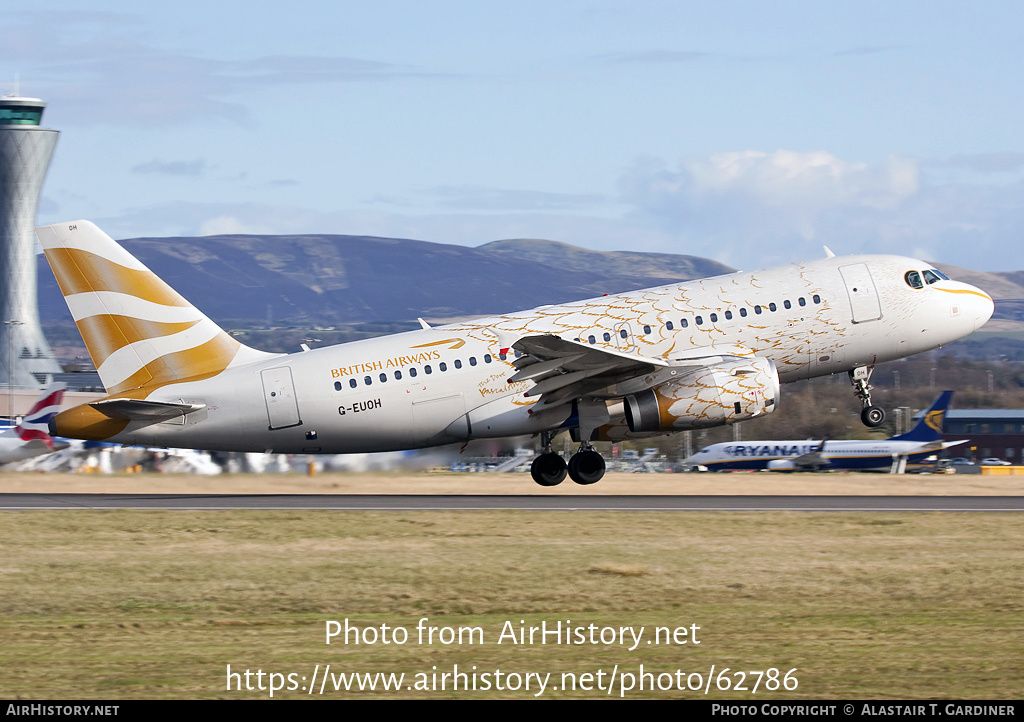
(35, 221, 993, 486)
(683, 391, 966, 472)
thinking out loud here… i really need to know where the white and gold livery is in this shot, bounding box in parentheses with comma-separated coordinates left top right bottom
(36, 221, 993, 486)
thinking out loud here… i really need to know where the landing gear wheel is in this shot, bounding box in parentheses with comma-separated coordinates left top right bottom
(531, 452, 567, 487)
(861, 405, 886, 427)
(568, 449, 606, 485)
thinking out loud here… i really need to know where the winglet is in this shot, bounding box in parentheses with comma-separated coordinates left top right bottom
(823, 246, 836, 258)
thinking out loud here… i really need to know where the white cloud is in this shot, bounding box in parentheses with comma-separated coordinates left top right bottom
(132, 159, 207, 177)
(75, 150, 1024, 274)
(618, 150, 931, 266)
(197, 215, 275, 236)
(0, 12, 438, 128)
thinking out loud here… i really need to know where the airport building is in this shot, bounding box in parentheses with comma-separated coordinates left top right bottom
(939, 410, 1024, 462)
(0, 94, 62, 392)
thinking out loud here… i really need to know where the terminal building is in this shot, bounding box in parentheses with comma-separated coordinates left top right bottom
(939, 410, 1024, 463)
(0, 93, 62, 395)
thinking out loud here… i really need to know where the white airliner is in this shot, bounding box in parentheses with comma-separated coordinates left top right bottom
(35, 221, 993, 486)
(683, 390, 966, 472)
(0, 383, 68, 463)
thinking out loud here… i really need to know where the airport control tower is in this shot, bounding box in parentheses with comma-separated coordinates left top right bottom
(0, 95, 62, 389)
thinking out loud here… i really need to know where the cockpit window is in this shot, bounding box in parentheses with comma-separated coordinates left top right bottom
(923, 269, 947, 284)
(905, 271, 923, 289)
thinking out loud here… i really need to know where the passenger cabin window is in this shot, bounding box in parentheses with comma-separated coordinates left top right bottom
(666, 321, 674, 331)
(695, 316, 703, 325)
(905, 271, 924, 289)
(739, 308, 747, 317)
(680, 318, 688, 328)
(754, 305, 762, 315)
(783, 300, 791, 309)
(709, 313, 718, 323)
(768, 302, 777, 312)
(643, 325, 651, 334)
(350, 378, 357, 388)
(812, 294, 821, 304)
(724, 310, 732, 320)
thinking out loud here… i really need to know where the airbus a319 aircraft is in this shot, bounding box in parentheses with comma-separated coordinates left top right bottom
(36, 221, 993, 486)
(683, 390, 966, 472)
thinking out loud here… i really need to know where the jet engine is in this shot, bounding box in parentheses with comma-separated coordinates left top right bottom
(623, 357, 780, 432)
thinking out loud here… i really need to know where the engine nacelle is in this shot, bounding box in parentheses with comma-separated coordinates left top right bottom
(624, 357, 780, 432)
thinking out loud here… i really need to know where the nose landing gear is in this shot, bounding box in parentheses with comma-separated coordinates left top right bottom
(850, 366, 886, 428)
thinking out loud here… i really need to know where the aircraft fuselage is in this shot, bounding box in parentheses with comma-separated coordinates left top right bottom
(72, 253, 991, 454)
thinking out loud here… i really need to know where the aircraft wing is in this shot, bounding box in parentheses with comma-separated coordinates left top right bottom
(790, 440, 829, 469)
(504, 333, 758, 412)
(504, 334, 664, 411)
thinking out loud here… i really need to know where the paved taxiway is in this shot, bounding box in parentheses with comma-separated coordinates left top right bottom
(2, 493, 1022, 510)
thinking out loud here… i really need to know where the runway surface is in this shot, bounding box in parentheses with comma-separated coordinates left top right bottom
(1, 493, 1022, 511)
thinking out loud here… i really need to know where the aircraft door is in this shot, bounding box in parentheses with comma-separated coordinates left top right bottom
(614, 322, 635, 352)
(261, 366, 302, 429)
(839, 264, 882, 323)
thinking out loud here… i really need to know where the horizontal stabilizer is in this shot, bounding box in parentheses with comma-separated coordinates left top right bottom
(90, 398, 206, 421)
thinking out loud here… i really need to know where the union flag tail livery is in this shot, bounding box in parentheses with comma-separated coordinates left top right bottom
(14, 382, 65, 448)
(35, 221, 274, 396)
(0, 383, 68, 463)
(36, 220, 993, 486)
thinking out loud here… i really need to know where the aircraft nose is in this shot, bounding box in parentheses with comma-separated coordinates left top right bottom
(969, 286, 995, 331)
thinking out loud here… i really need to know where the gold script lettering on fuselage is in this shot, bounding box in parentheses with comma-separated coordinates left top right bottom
(330, 350, 442, 378)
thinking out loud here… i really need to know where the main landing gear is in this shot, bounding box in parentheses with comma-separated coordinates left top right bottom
(530, 432, 607, 486)
(850, 366, 886, 428)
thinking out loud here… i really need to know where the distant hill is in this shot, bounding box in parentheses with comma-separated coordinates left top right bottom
(36, 234, 733, 326)
(34, 235, 1024, 348)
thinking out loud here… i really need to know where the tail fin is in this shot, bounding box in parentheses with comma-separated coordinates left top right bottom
(890, 391, 954, 442)
(35, 221, 274, 395)
(15, 383, 65, 448)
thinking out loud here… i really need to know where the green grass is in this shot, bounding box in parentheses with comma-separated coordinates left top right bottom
(0, 511, 1021, 699)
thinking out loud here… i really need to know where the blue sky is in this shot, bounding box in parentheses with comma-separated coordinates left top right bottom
(4, 1, 1023, 271)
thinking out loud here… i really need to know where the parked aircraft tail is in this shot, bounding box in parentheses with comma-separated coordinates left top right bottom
(890, 391, 954, 443)
(35, 221, 275, 396)
(14, 383, 65, 449)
